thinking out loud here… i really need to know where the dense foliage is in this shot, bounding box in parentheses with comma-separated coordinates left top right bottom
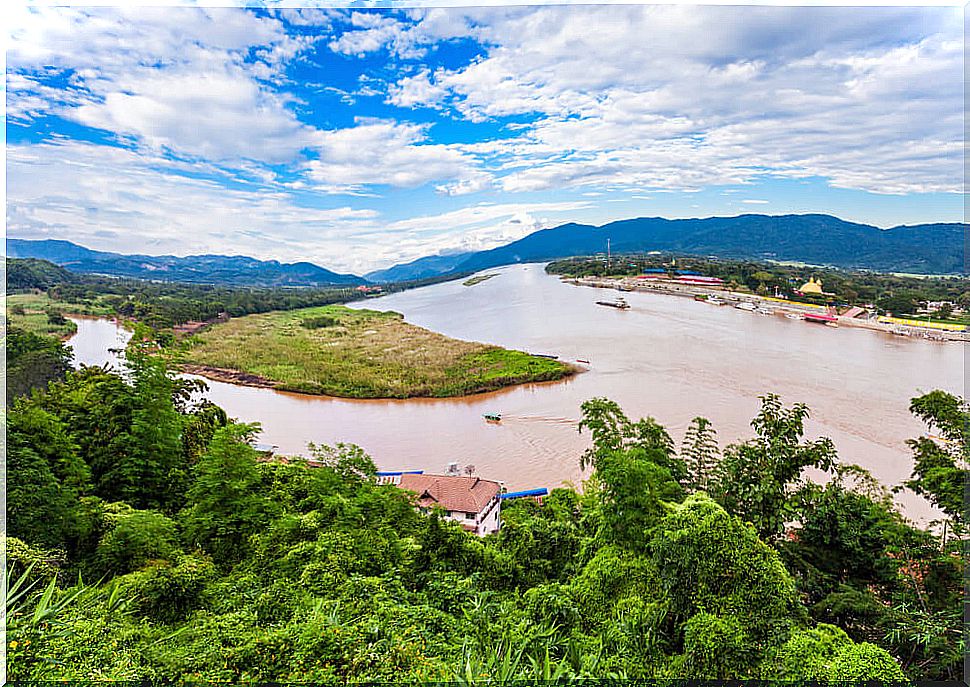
(547, 255, 970, 318)
(6, 258, 77, 290)
(5, 258, 471, 337)
(6, 339, 963, 681)
(4, 327, 73, 403)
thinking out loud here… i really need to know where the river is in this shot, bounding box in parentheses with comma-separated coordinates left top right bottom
(67, 264, 963, 524)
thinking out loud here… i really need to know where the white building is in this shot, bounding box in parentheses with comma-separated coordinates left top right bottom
(397, 473, 502, 536)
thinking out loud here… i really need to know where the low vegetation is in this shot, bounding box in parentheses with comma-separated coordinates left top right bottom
(463, 273, 497, 287)
(6, 292, 113, 338)
(180, 305, 572, 398)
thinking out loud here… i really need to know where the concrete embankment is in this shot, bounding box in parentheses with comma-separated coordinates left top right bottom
(565, 276, 968, 342)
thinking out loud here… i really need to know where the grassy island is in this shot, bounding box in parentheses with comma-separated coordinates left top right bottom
(463, 273, 497, 287)
(180, 304, 572, 398)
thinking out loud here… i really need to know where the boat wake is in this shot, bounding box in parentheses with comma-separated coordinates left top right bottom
(500, 414, 580, 427)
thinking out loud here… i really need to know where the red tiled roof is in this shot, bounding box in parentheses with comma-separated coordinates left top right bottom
(398, 474, 501, 514)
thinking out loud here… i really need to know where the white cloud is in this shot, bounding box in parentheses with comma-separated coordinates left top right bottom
(305, 119, 487, 192)
(6, 140, 380, 270)
(366, 6, 962, 196)
(68, 61, 312, 163)
(742, 199, 770, 205)
(6, 139, 578, 274)
(8, 7, 493, 195)
(8, 6, 317, 165)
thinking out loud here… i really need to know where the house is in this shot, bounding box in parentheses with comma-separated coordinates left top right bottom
(397, 473, 503, 536)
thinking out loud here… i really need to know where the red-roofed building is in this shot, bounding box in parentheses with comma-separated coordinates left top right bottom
(397, 473, 503, 535)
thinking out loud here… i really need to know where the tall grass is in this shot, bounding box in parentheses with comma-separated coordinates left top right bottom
(181, 305, 571, 398)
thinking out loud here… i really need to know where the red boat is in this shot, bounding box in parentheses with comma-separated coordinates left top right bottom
(803, 313, 838, 325)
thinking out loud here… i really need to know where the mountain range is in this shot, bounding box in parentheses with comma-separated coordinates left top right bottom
(369, 214, 966, 281)
(5, 239, 365, 287)
(7, 214, 965, 287)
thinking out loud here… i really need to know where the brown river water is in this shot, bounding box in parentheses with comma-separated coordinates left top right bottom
(68, 263, 964, 524)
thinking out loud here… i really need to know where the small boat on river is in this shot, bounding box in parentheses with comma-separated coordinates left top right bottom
(735, 301, 757, 312)
(483, 413, 502, 422)
(596, 297, 630, 309)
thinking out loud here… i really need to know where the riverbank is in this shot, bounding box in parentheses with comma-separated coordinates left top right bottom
(179, 304, 576, 398)
(7, 292, 114, 338)
(563, 276, 969, 342)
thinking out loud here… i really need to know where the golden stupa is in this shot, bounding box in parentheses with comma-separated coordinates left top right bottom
(799, 277, 824, 294)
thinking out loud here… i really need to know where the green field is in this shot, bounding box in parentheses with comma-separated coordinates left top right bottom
(6, 292, 112, 338)
(181, 305, 572, 398)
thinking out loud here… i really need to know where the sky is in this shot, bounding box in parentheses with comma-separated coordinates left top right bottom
(5, 3, 964, 274)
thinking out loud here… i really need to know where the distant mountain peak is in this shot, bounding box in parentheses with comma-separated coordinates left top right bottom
(6, 238, 367, 288)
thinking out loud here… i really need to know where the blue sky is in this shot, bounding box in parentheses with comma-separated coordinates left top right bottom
(6, 4, 963, 273)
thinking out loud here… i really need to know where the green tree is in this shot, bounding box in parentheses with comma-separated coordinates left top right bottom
(904, 390, 968, 528)
(36, 366, 137, 503)
(934, 302, 953, 320)
(6, 404, 88, 550)
(182, 423, 273, 566)
(124, 349, 185, 510)
(877, 291, 920, 316)
(5, 328, 73, 403)
(680, 416, 719, 492)
(649, 495, 803, 650)
(711, 394, 836, 540)
(579, 398, 685, 549)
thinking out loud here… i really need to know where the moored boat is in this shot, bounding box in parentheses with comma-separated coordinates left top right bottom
(804, 313, 839, 326)
(483, 412, 502, 422)
(596, 297, 630, 309)
(735, 301, 757, 312)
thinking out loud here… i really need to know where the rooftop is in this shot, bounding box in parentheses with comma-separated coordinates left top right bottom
(398, 473, 501, 514)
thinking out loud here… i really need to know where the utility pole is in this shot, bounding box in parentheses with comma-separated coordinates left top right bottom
(607, 238, 611, 270)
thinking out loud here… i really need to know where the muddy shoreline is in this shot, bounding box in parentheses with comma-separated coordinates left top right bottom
(178, 361, 585, 400)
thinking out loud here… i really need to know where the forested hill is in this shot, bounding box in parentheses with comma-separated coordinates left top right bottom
(364, 251, 473, 283)
(6, 239, 366, 288)
(6, 258, 77, 290)
(370, 214, 965, 281)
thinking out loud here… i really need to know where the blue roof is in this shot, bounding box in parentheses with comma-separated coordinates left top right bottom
(642, 268, 666, 273)
(676, 270, 702, 275)
(500, 488, 549, 499)
(376, 470, 424, 476)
